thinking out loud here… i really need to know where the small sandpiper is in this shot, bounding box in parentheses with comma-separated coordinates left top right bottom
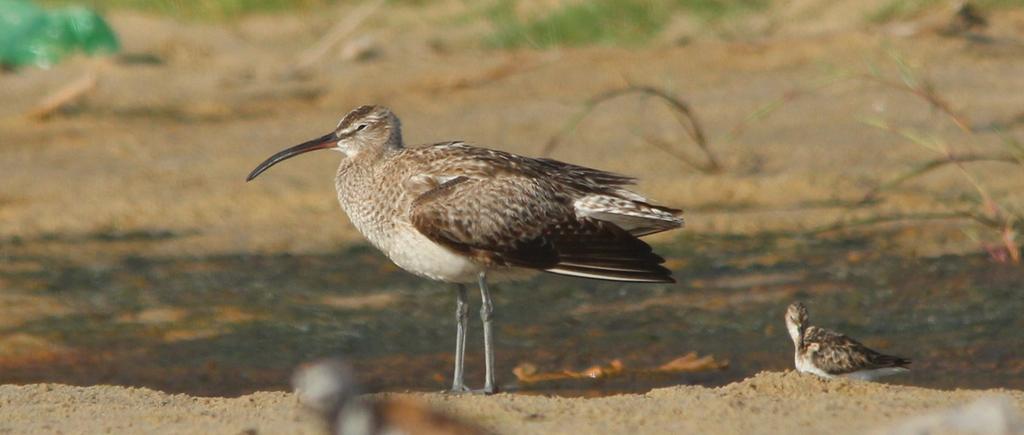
(293, 358, 487, 435)
(785, 301, 911, 381)
(248, 105, 683, 393)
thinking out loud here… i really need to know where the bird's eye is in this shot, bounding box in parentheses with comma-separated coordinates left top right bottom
(355, 124, 367, 132)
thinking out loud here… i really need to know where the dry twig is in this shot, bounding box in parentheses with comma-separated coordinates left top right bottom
(817, 55, 1023, 261)
(726, 75, 847, 142)
(512, 352, 726, 385)
(860, 152, 1020, 203)
(293, 0, 385, 73)
(857, 73, 973, 133)
(806, 211, 990, 236)
(25, 72, 98, 121)
(423, 53, 557, 93)
(543, 85, 722, 174)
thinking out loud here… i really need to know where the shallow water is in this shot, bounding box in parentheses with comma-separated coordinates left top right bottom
(0, 230, 1021, 396)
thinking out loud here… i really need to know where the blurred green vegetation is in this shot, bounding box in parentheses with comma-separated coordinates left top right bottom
(31, 0, 1024, 46)
(485, 0, 768, 48)
(1, 0, 120, 68)
(38, 0, 339, 20)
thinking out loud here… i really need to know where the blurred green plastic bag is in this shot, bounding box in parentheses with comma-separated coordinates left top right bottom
(0, 0, 119, 69)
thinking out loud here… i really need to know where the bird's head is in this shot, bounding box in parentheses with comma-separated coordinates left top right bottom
(246, 105, 401, 181)
(785, 301, 809, 343)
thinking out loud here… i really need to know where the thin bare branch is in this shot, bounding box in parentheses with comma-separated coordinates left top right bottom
(860, 153, 1020, 203)
(806, 211, 983, 236)
(642, 136, 710, 171)
(543, 85, 722, 174)
(423, 53, 558, 93)
(293, 0, 385, 74)
(25, 71, 98, 121)
(726, 75, 847, 142)
(857, 73, 972, 134)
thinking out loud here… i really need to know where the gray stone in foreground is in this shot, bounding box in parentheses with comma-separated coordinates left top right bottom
(871, 395, 1024, 435)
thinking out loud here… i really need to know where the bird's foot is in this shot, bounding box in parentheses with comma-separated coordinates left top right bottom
(477, 384, 499, 395)
(447, 384, 472, 394)
(445, 385, 498, 395)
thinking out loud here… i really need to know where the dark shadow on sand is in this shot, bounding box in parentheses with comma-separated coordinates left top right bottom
(0, 230, 1021, 396)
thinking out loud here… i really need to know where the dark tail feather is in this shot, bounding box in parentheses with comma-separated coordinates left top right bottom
(543, 219, 675, 283)
(493, 217, 676, 283)
(874, 353, 912, 369)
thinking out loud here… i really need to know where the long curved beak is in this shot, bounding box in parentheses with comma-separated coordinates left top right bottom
(246, 132, 336, 181)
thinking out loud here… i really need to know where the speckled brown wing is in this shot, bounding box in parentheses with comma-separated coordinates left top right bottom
(405, 142, 639, 191)
(803, 326, 911, 375)
(408, 173, 673, 283)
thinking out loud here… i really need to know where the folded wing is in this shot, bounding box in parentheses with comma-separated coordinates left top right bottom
(408, 172, 676, 283)
(805, 327, 911, 374)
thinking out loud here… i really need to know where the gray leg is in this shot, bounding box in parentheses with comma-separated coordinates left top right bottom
(451, 284, 470, 393)
(478, 272, 497, 394)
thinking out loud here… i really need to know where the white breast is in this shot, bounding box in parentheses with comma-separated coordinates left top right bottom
(378, 222, 484, 283)
(794, 352, 834, 379)
(336, 165, 535, 284)
(335, 168, 479, 283)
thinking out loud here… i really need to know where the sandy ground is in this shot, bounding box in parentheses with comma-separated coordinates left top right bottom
(3, 0, 1024, 433)
(1, 371, 1022, 434)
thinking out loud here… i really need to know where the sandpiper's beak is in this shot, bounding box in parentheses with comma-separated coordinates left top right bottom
(246, 132, 336, 181)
